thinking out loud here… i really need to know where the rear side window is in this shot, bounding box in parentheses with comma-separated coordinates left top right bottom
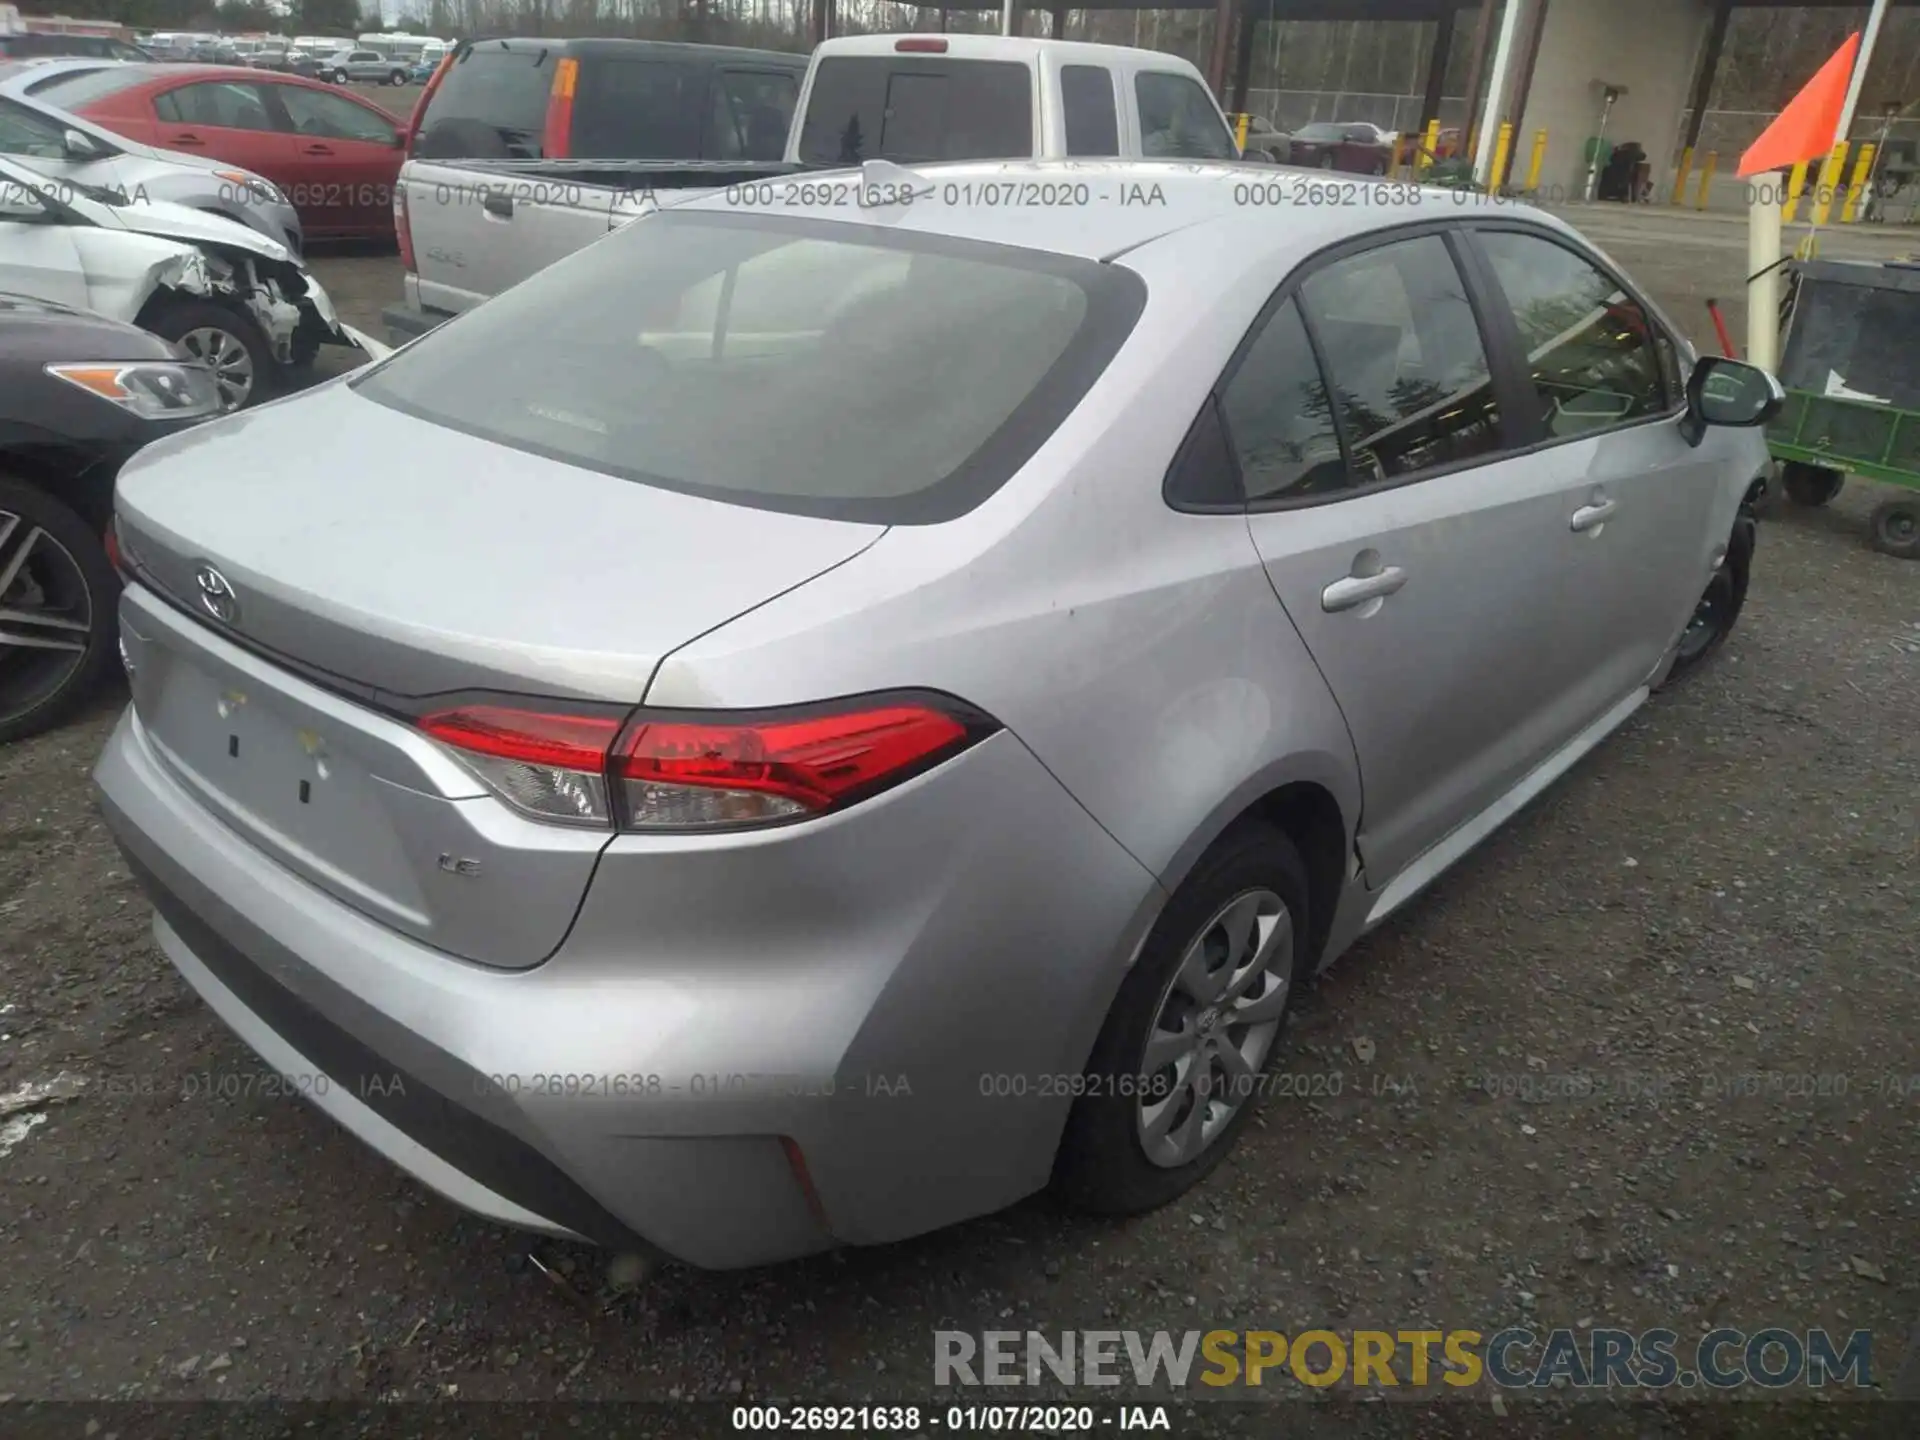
(1299, 234, 1504, 482)
(355, 212, 1144, 525)
(412, 44, 554, 160)
(571, 58, 707, 159)
(709, 69, 799, 161)
(1061, 65, 1118, 158)
(796, 57, 1032, 165)
(1219, 298, 1347, 502)
(1134, 71, 1234, 160)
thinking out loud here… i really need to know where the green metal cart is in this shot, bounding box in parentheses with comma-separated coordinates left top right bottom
(1767, 258, 1920, 558)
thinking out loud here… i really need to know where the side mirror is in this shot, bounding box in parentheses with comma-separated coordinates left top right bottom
(391, 125, 409, 149)
(63, 127, 104, 160)
(1680, 355, 1784, 446)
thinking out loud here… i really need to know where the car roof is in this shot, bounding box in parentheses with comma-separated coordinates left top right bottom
(813, 33, 1203, 71)
(672, 158, 1555, 265)
(456, 36, 805, 67)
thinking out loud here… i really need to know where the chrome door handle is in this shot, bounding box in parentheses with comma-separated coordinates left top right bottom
(1321, 567, 1407, 613)
(1570, 499, 1618, 532)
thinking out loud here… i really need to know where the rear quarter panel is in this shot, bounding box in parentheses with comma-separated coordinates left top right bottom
(643, 214, 1364, 899)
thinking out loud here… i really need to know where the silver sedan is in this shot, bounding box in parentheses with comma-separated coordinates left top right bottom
(94, 159, 1779, 1269)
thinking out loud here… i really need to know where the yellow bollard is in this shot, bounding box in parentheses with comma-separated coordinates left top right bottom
(1489, 121, 1514, 191)
(1783, 158, 1810, 222)
(1671, 147, 1694, 206)
(1841, 142, 1876, 223)
(1524, 128, 1547, 192)
(1694, 150, 1717, 210)
(1235, 112, 1250, 151)
(1810, 142, 1848, 226)
(1421, 118, 1440, 173)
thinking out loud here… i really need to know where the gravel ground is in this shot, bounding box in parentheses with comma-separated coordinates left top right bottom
(0, 213, 1916, 1426)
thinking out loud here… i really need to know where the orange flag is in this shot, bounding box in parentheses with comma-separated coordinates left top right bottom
(1738, 32, 1860, 176)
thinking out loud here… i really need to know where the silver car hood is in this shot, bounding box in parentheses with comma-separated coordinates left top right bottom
(112, 380, 887, 701)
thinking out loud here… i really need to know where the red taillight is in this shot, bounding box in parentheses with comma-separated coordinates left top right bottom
(614, 703, 971, 829)
(543, 55, 578, 159)
(393, 184, 414, 273)
(420, 705, 620, 826)
(419, 696, 987, 833)
(895, 37, 948, 52)
(103, 517, 123, 576)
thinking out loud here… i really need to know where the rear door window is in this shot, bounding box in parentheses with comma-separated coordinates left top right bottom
(1134, 71, 1235, 160)
(708, 68, 799, 161)
(1061, 64, 1118, 157)
(156, 81, 278, 131)
(572, 57, 707, 159)
(796, 57, 1032, 165)
(1298, 233, 1505, 482)
(411, 43, 553, 160)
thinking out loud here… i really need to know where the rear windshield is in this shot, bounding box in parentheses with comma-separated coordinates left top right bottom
(24, 65, 161, 105)
(795, 57, 1032, 166)
(412, 42, 554, 160)
(1293, 123, 1347, 142)
(354, 212, 1144, 525)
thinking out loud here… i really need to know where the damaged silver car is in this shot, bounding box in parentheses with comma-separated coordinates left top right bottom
(0, 154, 349, 408)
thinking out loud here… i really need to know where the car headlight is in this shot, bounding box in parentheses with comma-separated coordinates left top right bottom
(213, 168, 287, 206)
(46, 361, 224, 421)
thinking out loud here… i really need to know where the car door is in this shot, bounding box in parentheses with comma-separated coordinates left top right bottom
(0, 183, 89, 310)
(1231, 227, 1619, 885)
(150, 78, 297, 183)
(1462, 222, 1726, 702)
(267, 80, 399, 237)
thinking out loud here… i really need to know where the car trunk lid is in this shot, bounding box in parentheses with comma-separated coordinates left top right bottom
(112, 381, 884, 968)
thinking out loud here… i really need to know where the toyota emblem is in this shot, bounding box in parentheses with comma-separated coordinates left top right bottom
(194, 563, 238, 624)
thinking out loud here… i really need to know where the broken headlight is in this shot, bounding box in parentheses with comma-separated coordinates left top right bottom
(213, 169, 288, 207)
(45, 361, 223, 421)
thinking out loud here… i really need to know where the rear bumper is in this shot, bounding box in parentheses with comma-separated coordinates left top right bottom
(95, 700, 1161, 1269)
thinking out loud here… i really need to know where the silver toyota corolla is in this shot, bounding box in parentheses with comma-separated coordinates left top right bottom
(94, 160, 1781, 1269)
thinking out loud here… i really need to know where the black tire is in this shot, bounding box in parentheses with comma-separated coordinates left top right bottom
(1664, 513, 1754, 685)
(0, 474, 119, 744)
(388, 70, 406, 85)
(1781, 461, 1844, 507)
(1868, 495, 1920, 559)
(332, 68, 349, 84)
(143, 299, 275, 411)
(1054, 821, 1312, 1215)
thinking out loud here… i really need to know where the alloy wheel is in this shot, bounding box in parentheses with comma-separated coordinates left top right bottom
(177, 327, 255, 410)
(0, 509, 92, 730)
(1135, 888, 1294, 1168)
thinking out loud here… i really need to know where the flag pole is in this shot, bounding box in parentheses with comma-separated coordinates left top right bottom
(1836, 0, 1892, 145)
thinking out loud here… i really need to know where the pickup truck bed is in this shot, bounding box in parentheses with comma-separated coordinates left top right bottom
(388, 158, 800, 341)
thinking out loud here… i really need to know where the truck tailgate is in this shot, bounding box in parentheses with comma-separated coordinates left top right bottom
(402, 158, 623, 316)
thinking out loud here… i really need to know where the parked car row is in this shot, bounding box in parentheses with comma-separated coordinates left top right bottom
(5, 58, 407, 242)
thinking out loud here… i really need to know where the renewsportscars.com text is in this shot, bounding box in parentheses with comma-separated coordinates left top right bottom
(934, 1327, 1871, 1391)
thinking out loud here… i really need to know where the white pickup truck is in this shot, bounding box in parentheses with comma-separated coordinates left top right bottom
(384, 33, 1251, 344)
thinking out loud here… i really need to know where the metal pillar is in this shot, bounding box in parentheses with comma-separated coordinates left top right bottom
(1837, 0, 1893, 143)
(1207, 0, 1236, 96)
(1682, 0, 1734, 152)
(1473, 0, 1530, 185)
(1458, 2, 1500, 150)
(1507, 0, 1551, 145)
(1231, 6, 1260, 116)
(1420, 5, 1458, 131)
